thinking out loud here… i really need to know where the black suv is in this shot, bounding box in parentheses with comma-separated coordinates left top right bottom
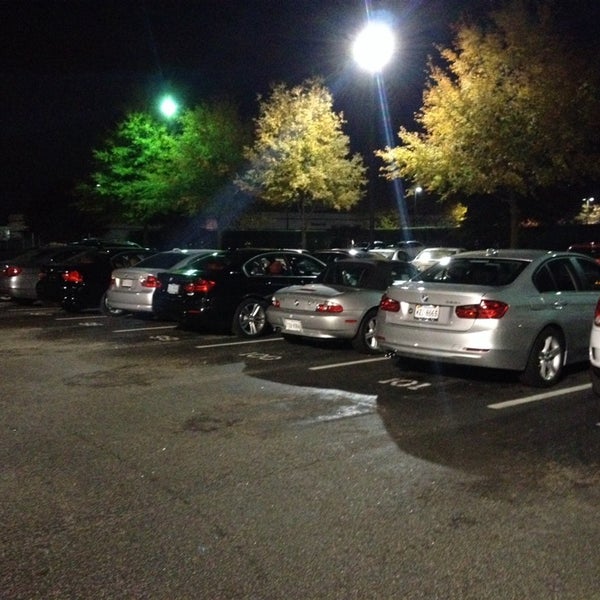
(152, 248, 325, 337)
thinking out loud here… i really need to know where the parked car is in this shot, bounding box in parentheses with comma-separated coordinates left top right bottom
(267, 257, 419, 353)
(368, 240, 424, 261)
(101, 248, 216, 316)
(311, 249, 369, 263)
(1, 245, 87, 304)
(567, 242, 600, 264)
(37, 246, 155, 312)
(376, 249, 600, 387)
(152, 248, 326, 337)
(411, 247, 466, 271)
(589, 298, 600, 396)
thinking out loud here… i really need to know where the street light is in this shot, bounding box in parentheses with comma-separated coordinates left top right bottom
(584, 197, 595, 225)
(413, 186, 422, 223)
(159, 94, 179, 119)
(352, 18, 396, 243)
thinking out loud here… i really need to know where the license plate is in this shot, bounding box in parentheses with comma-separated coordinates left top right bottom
(414, 304, 439, 320)
(121, 279, 133, 288)
(283, 318, 303, 332)
(167, 283, 180, 295)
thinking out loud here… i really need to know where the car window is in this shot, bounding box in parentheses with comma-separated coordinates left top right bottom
(571, 257, 600, 291)
(533, 259, 578, 292)
(419, 258, 526, 285)
(288, 255, 324, 276)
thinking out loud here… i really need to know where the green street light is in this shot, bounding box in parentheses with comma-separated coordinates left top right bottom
(159, 95, 179, 119)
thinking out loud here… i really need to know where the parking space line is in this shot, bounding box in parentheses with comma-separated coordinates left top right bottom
(195, 337, 283, 349)
(309, 356, 388, 371)
(55, 315, 107, 321)
(112, 324, 178, 333)
(487, 383, 592, 410)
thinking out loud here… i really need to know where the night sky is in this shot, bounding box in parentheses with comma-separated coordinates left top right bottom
(1, 0, 597, 222)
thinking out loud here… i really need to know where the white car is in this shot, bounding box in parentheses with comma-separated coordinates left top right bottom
(589, 298, 600, 395)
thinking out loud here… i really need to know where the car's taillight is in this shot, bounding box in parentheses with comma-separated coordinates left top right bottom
(455, 300, 508, 319)
(142, 275, 160, 288)
(61, 270, 84, 284)
(3, 266, 21, 277)
(183, 279, 216, 294)
(316, 301, 343, 313)
(594, 298, 600, 326)
(379, 294, 400, 312)
(271, 298, 280, 308)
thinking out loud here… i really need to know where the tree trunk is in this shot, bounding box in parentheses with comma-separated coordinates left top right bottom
(506, 193, 520, 248)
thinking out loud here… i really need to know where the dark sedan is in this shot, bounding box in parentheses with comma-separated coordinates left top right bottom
(152, 248, 326, 337)
(37, 246, 155, 312)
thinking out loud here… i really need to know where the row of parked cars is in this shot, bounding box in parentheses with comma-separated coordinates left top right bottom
(3, 240, 600, 391)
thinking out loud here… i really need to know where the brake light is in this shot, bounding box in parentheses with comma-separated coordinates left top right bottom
(3, 266, 22, 277)
(142, 275, 160, 288)
(594, 298, 600, 326)
(62, 270, 84, 284)
(379, 294, 400, 312)
(455, 300, 508, 319)
(183, 279, 216, 294)
(316, 301, 343, 313)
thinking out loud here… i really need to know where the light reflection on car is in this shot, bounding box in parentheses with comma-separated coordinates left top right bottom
(267, 258, 418, 353)
(376, 249, 600, 387)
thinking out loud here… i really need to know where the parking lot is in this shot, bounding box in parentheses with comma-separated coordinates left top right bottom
(2, 300, 600, 599)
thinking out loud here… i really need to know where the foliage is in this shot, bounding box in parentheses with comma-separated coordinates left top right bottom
(377, 0, 600, 247)
(90, 112, 176, 224)
(169, 101, 249, 217)
(237, 79, 367, 247)
(84, 101, 248, 232)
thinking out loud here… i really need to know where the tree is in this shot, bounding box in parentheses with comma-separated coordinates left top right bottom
(237, 79, 367, 248)
(169, 101, 249, 220)
(90, 112, 176, 232)
(377, 1, 600, 247)
(83, 101, 248, 244)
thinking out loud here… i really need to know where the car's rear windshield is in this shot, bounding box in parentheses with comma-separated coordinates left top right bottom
(415, 258, 528, 286)
(133, 252, 197, 269)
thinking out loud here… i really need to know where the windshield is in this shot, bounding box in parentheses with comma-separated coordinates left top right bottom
(416, 258, 528, 286)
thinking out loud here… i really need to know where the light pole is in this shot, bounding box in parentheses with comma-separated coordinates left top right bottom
(413, 186, 422, 223)
(352, 18, 395, 244)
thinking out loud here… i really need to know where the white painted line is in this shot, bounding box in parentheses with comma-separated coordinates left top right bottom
(309, 356, 388, 371)
(55, 315, 107, 321)
(113, 325, 178, 333)
(488, 383, 592, 410)
(195, 337, 283, 349)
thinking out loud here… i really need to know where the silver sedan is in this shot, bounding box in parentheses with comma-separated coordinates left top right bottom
(102, 248, 215, 316)
(267, 258, 418, 353)
(376, 249, 600, 387)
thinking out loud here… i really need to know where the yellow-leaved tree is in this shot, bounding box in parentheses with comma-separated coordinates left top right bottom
(237, 79, 367, 248)
(377, 1, 600, 247)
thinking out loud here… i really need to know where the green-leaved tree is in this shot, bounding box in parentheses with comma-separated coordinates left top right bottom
(237, 79, 367, 248)
(377, 1, 600, 247)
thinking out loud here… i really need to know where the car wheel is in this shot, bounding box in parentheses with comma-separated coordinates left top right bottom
(591, 365, 600, 397)
(233, 299, 269, 338)
(352, 309, 379, 354)
(520, 326, 565, 387)
(100, 292, 124, 316)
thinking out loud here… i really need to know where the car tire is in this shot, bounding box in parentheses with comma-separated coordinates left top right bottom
(352, 308, 379, 354)
(100, 292, 124, 316)
(520, 326, 565, 387)
(233, 298, 270, 338)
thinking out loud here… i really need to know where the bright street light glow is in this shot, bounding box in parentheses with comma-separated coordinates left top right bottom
(352, 21, 395, 73)
(159, 95, 178, 118)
